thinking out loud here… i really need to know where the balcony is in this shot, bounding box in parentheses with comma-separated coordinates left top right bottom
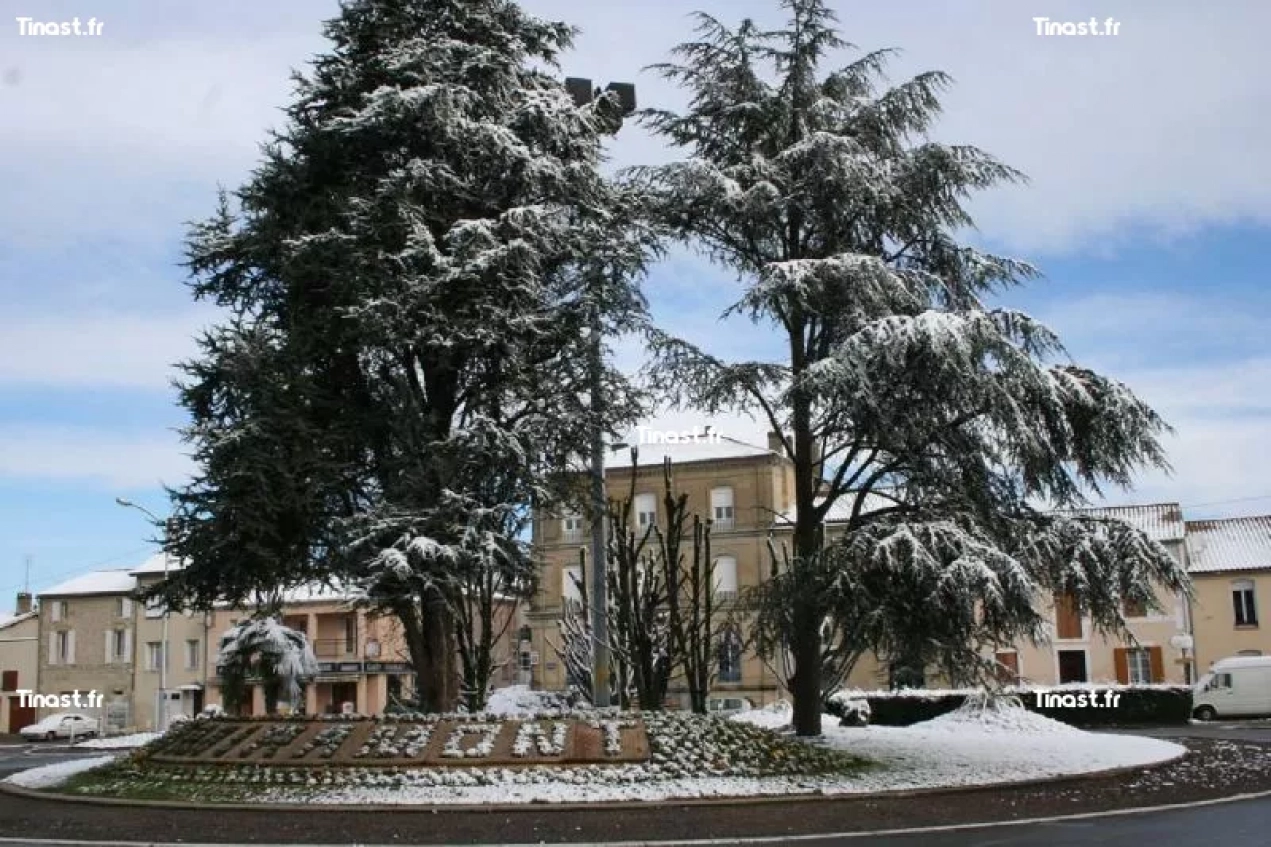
(312, 639, 358, 659)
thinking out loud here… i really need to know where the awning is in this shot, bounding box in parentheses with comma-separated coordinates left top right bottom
(177, 683, 203, 691)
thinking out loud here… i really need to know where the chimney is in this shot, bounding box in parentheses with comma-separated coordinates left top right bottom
(15, 592, 32, 615)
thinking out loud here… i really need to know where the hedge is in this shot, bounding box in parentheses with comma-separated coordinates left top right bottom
(826, 685, 1193, 727)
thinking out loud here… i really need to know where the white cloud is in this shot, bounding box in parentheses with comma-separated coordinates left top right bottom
(0, 309, 218, 389)
(0, 426, 192, 489)
(5, 0, 1270, 256)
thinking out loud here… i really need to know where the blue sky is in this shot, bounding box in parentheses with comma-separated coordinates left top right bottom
(2, 0, 1270, 602)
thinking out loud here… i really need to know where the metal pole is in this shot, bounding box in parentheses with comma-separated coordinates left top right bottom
(588, 302, 610, 707)
(159, 519, 171, 731)
(564, 76, 635, 709)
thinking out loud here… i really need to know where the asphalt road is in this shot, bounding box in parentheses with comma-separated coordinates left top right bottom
(0, 741, 91, 778)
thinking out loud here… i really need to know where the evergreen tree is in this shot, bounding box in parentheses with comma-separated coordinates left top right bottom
(636, 0, 1187, 735)
(165, 0, 653, 712)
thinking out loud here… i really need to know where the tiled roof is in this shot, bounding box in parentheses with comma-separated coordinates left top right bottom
(39, 569, 136, 597)
(1185, 516, 1271, 574)
(1059, 503, 1186, 542)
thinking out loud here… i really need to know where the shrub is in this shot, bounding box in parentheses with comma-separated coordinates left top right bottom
(826, 685, 1192, 727)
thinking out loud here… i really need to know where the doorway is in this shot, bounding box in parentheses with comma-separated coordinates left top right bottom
(1057, 650, 1088, 683)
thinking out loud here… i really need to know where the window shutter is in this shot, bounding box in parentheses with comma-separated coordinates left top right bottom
(48, 632, 58, 665)
(51, 602, 61, 622)
(1148, 646, 1165, 682)
(67, 630, 76, 664)
(105, 632, 113, 664)
(122, 598, 133, 617)
(1113, 648, 1128, 684)
(123, 629, 133, 664)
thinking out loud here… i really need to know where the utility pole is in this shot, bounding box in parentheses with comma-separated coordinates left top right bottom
(565, 76, 636, 708)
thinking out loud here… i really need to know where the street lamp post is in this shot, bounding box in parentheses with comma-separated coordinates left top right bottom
(565, 77, 636, 708)
(116, 498, 172, 731)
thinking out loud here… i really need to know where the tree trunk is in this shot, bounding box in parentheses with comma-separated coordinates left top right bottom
(789, 605, 822, 735)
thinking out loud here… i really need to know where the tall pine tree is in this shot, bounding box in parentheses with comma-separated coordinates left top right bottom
(636, 0, 1187, 735)
(164, 0, 653, 711)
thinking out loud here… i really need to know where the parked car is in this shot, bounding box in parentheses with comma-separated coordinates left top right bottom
(19, 713, 100, 740)
(1193, 655, 1271, 720)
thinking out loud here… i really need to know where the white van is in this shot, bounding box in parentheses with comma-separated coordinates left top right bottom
(1193, 656, 1271, 720)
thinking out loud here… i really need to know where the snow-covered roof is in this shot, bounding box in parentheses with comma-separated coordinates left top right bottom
(213, 582, 359, 609)
(776, 492, 894, 526)
(1185, 515, 1271, 574)
(605, 434, 775, 471)
(39, 569, 136, 597)
(1059, 503, 1185, 543)
(0, 611, 37, 630)
(129, 553, 188, 576)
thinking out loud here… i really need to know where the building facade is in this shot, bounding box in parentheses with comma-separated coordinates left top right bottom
(1186, 515, 1271, 671)
(35, 570, 138, 728)
(0, 594, 39, 733)
(129, 555, 211, 730)
(528, 434, 1197, 706)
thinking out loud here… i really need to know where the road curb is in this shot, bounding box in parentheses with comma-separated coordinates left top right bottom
(0, 748, 1186, 813)
(1, 783, 1271, 847)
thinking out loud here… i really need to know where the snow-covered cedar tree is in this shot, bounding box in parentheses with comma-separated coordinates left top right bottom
(216, 616, 319, 715)
(163, 0, 656, 712)
(633, 0, 1187, 735)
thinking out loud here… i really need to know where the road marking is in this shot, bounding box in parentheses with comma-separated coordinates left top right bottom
(2, 788, 1271, 847)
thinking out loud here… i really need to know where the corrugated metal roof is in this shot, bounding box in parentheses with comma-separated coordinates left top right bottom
(1059, 502, 1186, 542)
(1186, 515, 1271, 573)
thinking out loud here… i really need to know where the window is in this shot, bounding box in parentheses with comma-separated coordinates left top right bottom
(50, 630, 74, 665)
(717, 627, 742, 682)
(117, 597, 133, 618)
(1125, 648, 1153, 684)
(1122, 597, 1146, 618)
(519, 651, 533, 672)
(107, 629, 129, 663)
(562, 565, 583, 604)
(634, 494, 657, 530)
(713, 556, 738, 601)
(343, 616, 356, 652)
(1, 670, 17, 691)
(146, 641, 166, 672)
(185, 639, 200, 670)
(145, 597, 165, 619)
(1233, 580, 1258, 626)
(1054, 592, 1083, 639)
(710, 487, 735, 530)
(49, 600, 66, 622)
(994, 651, 1020, 685)
(562, 511, 584, 540)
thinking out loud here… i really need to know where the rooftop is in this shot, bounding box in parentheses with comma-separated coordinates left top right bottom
(1059, 502, 1186, 543)
(39, 569, 136, 597)
(1185, 515, 1271, 574)
(129, 552, 188, 576)
(0, 610, 37, 630)
(605, 433, 776, 471)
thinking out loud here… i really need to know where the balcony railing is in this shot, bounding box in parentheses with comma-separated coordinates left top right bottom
(312, 639, 358, 659)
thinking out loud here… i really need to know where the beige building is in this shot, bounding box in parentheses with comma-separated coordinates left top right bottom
(36, 569, 137, 727)
(129, 555, 211, 730)
(0, 594, 39, 733)
(529, 435, 1194, 705)
(1186, 515, 1271, 672)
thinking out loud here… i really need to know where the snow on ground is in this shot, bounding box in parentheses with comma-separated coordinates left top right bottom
(737, 700, 1185, 794)
(483, 685, 570, 716)
(75, 732, 159, 749)
(3, 756, 117, 789)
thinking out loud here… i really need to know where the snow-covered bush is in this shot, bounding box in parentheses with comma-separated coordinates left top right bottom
(216, 617, 318, 715)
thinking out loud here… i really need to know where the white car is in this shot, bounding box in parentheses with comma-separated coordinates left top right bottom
(19, 713, 100, 741)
